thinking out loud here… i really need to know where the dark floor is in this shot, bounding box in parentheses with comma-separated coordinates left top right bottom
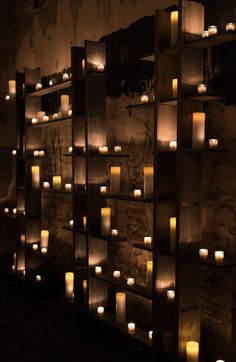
(0, 255, 150, 362)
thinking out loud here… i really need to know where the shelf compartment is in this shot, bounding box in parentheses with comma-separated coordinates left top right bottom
(159, 99, 177, 106)
(133, 243, 153, 252)
(182, 148, 229, 154)
(91, 273, 152, 300)
(125, 101, 154, 110)
(28, 116, 72, 128)
(28, 80, 72, 97)
(201, 259, 235, 268)
(185, 31, 236, 49)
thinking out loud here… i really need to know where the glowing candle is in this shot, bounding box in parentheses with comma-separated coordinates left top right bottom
(32, 243, 38, 251)
(63, 72, 69, 81)
(22, 269, 26, 276)
(209, 138, 218, 149)
(114, 146, 122, 153)
(65, 272, 74, 298)
(53, 176, 62, 189)
(41, 230, 49, 249)
(127, 278, 134, 286)
(61, 95, 70, 117)
(128, 323, 135, 334)
(146, 260, 153, 293)
(198, 84, 206, 94)
(149, 331, 153, 342)
(116, 292, 126, 324)
(13, 252, 16, 270)
(49, 79, 53, 86)
(202, 30, 209, 38)
(68, 109, 72, 117)
(141, 95, 149, 103)
(12, 149, 17, 156)
(35, 83, 42, 90)
(226, 22, 236, 31)
(171, 11, 178, 46)
(208, 25, 217, 35)
(65, 183, 72, 191)
(37, 111, 45, 122)
(144, 236, 152, 246)
(13, 208, 17, 214)
(43, 182, 50, 189)
(8, 80, 16, 95)
(83, 216, 87, 232)
(186, 341, 199, 362)
(100, 186, 107, 194)
(133, 189, 142, 198)
(172, 78, 178, 98)
(97, 64, 105, 71)
(97, 306, 104, 316)
(144, 166, 153, 198)
(216, 360, 225, 362)
(31, 166, 40, 188)
(5, 95, 10, 101)
(167, 289, 175, 301)
(42, 115, 49, 122)
(41, 247, 47, 254)
(199, 248, 208, 260)
(113, 270, 121, 279)
(36, 275, 41, 282)
(69, 219, 74, 227)
(169, 141, 177, 151)
(101, 208, 111, 236)
(68, 146, 73, 153)
(82, 59, 86, 74)
(170, 217, 176, 252)
(52, 113, 59, 119)
(33, 150, 39, 157)
(4, 207, 9, 214)
(31, 118, 38, 125)
(192, 112, 205, 149)
(20, 234, 26, 246)
(215, 251, 224, 263)
(111, 229, 119, 237)
(99, 145, 108, 154)
(110, 166, 121, 195)
(95, 266, 102, 276)
(39, 150, 44, 157)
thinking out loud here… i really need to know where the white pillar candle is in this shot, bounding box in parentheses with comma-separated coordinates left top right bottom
(113, 270, 121, 279)
(33, 150, 39, 157)
(146, 260, 153, 293)
(209, 138, 218, 149)
(141, 95, 149, 103)
(52, 113, 59, 119)
(149, 331, 153, 342)
(97, 64, 105, 71)
(68, 146, 73, 153)
(144, 166, 153, 198)
(49, 79, 53, 86)
(198, 84, 207, 94)
(41, 247, 47, 254)
(226, 22, 236, 31)
(116, 292, 126, 324)
(8, 80, 16, 95)
(37, 111, 45, 122)
(97, 306, 104, 316)
(170, 217, 176, 252)
(36, 275, 41, 282)
(4, 207, 9, 214)
(5, 95, 10, 101)
(82, 59, 86, 74)
(83, 216, 87, 232)
(186, 341, 199, 362)
(171, 11, 178, 46)
(208, 25, 217, 35)
(114, 145, 122, 153)
(69, 219, 74, 227)
(111, 229, 119, 237)
(192, 112, 205, 149)
(216, 360, 225, 362)
(99, 145, 108, 154)
(202, 30, 209, 38)
(199, 248, 208, 260)
(127, 278, 134, 286)
(13, 208, 17, 214)
(35, 83, 42, 90)
(61, 95, 70, 117)
(100, 186, 107, 194)
(144, 236, 152, 246)
(65, 272, 74, 298)
(101, 208, 111, 236)
(22, 269, 26, 276)
(31, 118, 38, 125)
(95, 266, 102, 276)
(12, 149, 17, 156)
(133, 189, 142, 198)
(31, 166, 40, 188)
(43, 182, 50, 189)
(65, 183, 72, 191)
(215, 251, 224, 263)
(43, 115, 49, 122)
(53, 176, 62, 189)
(167, 289, 175, 301)
(41, 230, 49, 249)
(39, 150, 44, 157)
(128, 323, 135, 334)
(63, 73, 69, 81)
(110, 166, 121, 195)
(68, 109, 72, 117)
(172, 78, 178, 98)
(32, 243, 38, 251)
(169, 141, 177, 151)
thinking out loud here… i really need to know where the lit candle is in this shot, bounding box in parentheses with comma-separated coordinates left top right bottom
(149, 331, 153, 342)
(167, 289, 175, 301)
(144, 166, 153, 198)
(13, 208, 17, 215)
(95, 266, 102, 276)
(12, 149, 17, 156)
(101, 208, 111, 236)
(13, 252, 16, 270)
(186, 341, 199, 362)
(12, 265, 15, 271)
(8, 80, 16, 95)
(31, 118, 38, 125)
(37, 111, 46, 122)
(33, 150, 39, 157)
(146, 260, 153, 293)
(49, 79, 53, 86)
(31, 166, 40, 188)
(111, 229, 119, 237)
(53, 176, 62, 189)
(110, 166, 121, 195)
(20, 234, 26, 246)
(128, 323, 135, 334)
(43, 182, 50, 189)
(22, 269, 26, 276)
(170, 217, 176, 252)
(208, 25, 217, 35)
(63, 73, 69, 81)
(65, 183, 72, 191)
(39, 150, 45, 157)
(198, 83, 207, 94)
(32, 243, 38, 251)
(83, 216, 87, 232)
(113, 270, 121, 279)
(199, 248, 208, 260)
(172, 78, 178, 98)
(226, 22, 236, 31)
(114, 145, 122, 153)
(127, 278, 134, 286)
(209, 138, 218, 149)
(171, 11, 178, 46)
(36, 275, 41, 282)
(61, 95, 70, 117)
(52, 113, 59, 119)
(133, 189, 142, 198)
(42, 115, 49, 122)
(169, 141, 177, 151)
(202, 30, 209, 38)
(65, 272, 74, 298)
(68, 109, 72, 117)
(216, 360, 225, 362)
(97, 306, 104, 316)
(141, 95, 149, 103)
(35, 83, 42, 90)
(41, 230, 49, 249)
(215, 251, 224, 263)
(41, 247, 47, 254)
(192, 112, 205, 149)
(116, 292, 126, 324)
(100, 186, 107, 194)
(99, 145, 108, 154)
(5, 95, 10, 101)
(144, 236, 152, 246)
(69, 219, 74, 227)
(97, 64, 105, 71)
(82, 59, 86, 74)
(68, 146, 73, 153)
(4, 207, 9, 214)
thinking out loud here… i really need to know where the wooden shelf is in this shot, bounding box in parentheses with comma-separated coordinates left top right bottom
(28, 116, 72, 128)
(185, 94, 223, 102)
(63, 151, 129, 158)
(160, 99, 177, 106)
(126, 101, 154, 110)
(28, 80, 72, 97)
(201, 259, 235, 268)
(133, 243, 153, 252)
(182, 148, 229, 154)
(90, 234, 127, 242)
(90, 193, 153, 203)
(161, 46, 178, 56)
(35, 188, 73, 194)
(186, 31, 236, 48)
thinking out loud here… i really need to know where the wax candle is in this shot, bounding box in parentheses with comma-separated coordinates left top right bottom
(209, 138, 218, 149)
(101, 208, 111, 236)
(31, 118, 38, 125)
(167, 289, 175, 301)
(169, 141, 177, 151)
(13, 208, 17, 214)
(144, 236, 152, 246)
(116, 292, 126, 324)
(144, 166, 153, 198)
(31, 166, 40, 188)
(22, 269, 26, 276)
(215, 251, 224, 263)
(32, 243, 38, 251)
(41, 247, 47, 254)
(128, 323, 135, 334)
(199, 248, 208, 260)
(113, 270, 121, 279)
(100, 186, 107, 194)
(83, 216, 87, 232)
(97, 306, 104, 316)
(49, 79, 53, 86)
(65, 272, 74, 298)
(68, 146, 73, 153)
(97, 64, 105, 71)
(33, 150, 39, 157)
(141, 95, 149, 103)
(127, 278, 134, 286)
(41, 230, 49, 249)
(186, 341, 199, 362)
(110, 166, 121, 195)
(114, 146, 122, 153)
(192, 112, 205, 149)
(43, 182, 50, 189)
(172, 78, 178, 98)
(99, 145, 108, 154)
(13, 252, 16, 270)
(82, 59, 86, 74)
(68, 109, 72, 117)
(63, 72, 69, 81)
(133, 189, 142, 198)
(36, 275, 41, 282)
(208, 25, 217, 35)
(37, 111, 45, 122)
(61, 95, 70, 117)
(5, 95, 10, 101)
(12, 149, 17, 156)
(198, 84, 206, 94)
(170, 217, 176, 252)
(35, 83, 42, 91)
(226, 22, 236, 31)
(149, 331, 153, 342)
(202, 30, 209, 38)
(171, 11, 178, 46)
(52, 113, 59, 119)
(20, 234, 26, 246)
(42, 115, 49, 122)
(4, 207, 9, 214)
(39, 150, 45, 157)
(146, 260, 153, 293)
(111, 229, 119, 237)
(65, 183, 72, 191)
(53, 176, 62, 189)
(95, 266, 102, 276)
(69, 219, 74, 227)
(216, 360, 225, 362)
(8, 80, 16, 95)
